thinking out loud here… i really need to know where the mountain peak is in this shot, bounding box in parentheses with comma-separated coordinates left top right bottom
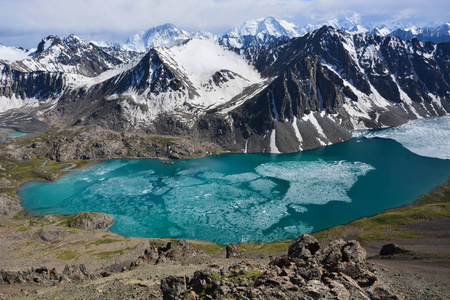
(220, 16, 301, 48)
(124, 23, 192, 52)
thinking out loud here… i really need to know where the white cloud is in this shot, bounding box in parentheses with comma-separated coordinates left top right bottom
(0, 0, 448, 48)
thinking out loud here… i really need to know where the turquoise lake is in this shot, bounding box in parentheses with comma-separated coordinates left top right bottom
(7, 131, 28, 138)
(18, 117, 450, 244)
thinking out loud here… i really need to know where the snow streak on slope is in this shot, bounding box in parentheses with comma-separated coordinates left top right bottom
(157, 39, 263, 108)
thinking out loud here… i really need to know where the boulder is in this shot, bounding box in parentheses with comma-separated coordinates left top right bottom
(366, 284, 399, 299)
(226, 243, 242, 258)
(160, 276, 187, 300)
(288, 234, 320, 258)
(342, 240, 366, 264)
(0, 178, 11, 188)
(62, 264, 92, 281)
(66, 212, 113, 231)
(0, 193, 22, 216)
(380, 244, 410, 256)
(37, 229, 65, 242)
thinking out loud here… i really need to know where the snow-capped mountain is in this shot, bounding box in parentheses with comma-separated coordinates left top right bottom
(389, 23, 450, 43)
(2, 25, 448, 154)
(123, 23, 192, 52)
(219, 16, 302, 48)
(368, 26, 392, 37)
(0, 44, 35, 62)
(1, 17, 449, 154)
(5, 34, 140, 77)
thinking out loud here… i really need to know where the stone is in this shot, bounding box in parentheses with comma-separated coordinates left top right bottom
(226, 243, 242, 258)
(303, 280, 330, 299)
(0, 193, 22, 216)
(379, 244, 409, 256)
(160, 276, 187, 300)
(317, 239, 346, 268)
(328, 280, 351, 299)
(62, 264, 91, 281)
(0, 178, 11, 188)
(288, 234, 320, 258)
(341, 240, 366, 264)
(366, 284, 399, 299)
(37, 229, 63, 242)
(66, 212, 114, 231)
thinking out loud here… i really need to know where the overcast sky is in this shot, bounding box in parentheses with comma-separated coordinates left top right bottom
(1, 0, 449, 48)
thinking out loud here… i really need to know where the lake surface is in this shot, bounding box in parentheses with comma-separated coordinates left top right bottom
(7, 131, 28, 138)
(19, 117, 450, 244)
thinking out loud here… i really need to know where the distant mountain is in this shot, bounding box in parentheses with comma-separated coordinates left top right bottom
(5, 34, 140, 77)
(0, 44, 35, 62)
(219, 16, 302, 48)
(92, 16, 450, 52)
(123, 23, 192, 52)
(389, 23, 450, 43)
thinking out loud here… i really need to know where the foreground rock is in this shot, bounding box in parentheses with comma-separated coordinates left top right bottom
(0, 193, 22, 216)
(160, 234, 398, 299)
(66, 212, 114, 232)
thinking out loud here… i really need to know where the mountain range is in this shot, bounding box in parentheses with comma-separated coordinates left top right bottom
(0, 16, 449, 154)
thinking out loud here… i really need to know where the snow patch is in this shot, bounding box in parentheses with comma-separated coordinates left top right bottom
(270, 129, 281, 153)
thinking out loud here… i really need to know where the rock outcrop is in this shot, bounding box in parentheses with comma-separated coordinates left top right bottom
(66, 212, 114, 232)
(160, 234, 398, 299)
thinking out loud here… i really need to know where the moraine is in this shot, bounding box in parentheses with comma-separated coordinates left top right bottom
(18, 117, 450, 245)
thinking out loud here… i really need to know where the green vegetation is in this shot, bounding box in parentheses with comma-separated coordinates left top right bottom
(190, 242, 225, 255)
(94, 247, 133, 260)
(239, 241, 291, 254)
(57, 250, 78, 260)
(0, 154, 92, 198)
(84, 237, 124, 249)
(230, 269, 263, 282)
(313, 180, 450, 242)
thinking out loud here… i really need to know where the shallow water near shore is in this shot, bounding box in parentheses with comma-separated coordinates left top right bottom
(19, 117, 450, 244)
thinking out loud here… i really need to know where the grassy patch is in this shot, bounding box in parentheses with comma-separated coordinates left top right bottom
(189, 242, 225, 255)
(57, 250, 78, 260)
(87, 238, 123, 248)
(94, 247, 133, 260)
(232, 269, 263, 282)
(0, 153, 94, 198)
(13, 241, 34, 251)
(17, 226, 30, 232)
(313, 181, 450, 242)
(239, 241, 291, 254)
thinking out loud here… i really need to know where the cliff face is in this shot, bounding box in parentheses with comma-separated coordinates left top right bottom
(1, 27, 449, 153)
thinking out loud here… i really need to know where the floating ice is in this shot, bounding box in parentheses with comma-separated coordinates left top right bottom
(256, 160, 374, 205)
(355, 116, 450, 160)
(19, 157, 376, 244)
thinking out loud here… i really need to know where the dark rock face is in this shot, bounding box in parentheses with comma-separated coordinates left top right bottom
(160, 234, 399, 300)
